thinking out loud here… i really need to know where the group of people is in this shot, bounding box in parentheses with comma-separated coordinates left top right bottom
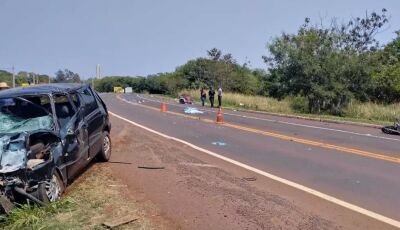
(200, 87, 222, 108)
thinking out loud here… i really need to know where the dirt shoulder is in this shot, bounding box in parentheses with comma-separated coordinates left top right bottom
(1, 160, 160, 229)
(108, 115, 396, 230)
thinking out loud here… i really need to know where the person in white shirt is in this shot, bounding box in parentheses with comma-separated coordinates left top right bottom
(217, 87, 222, 108)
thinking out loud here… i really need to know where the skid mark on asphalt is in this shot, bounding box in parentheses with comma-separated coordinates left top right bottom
(108, 111, 400, 228)
(117, 94, 400, 165)
(135, 94, 400, 142)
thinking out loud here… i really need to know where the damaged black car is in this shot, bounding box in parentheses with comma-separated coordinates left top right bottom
(0, 83, 111, 213)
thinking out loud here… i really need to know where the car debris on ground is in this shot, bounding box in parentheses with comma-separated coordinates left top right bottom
(137, 166, 165, 169)
(211, 141, 226, 146)
(102, 215, 139, 228)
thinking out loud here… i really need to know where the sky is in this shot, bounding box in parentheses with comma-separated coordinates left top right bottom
(0, 0, 399, 79)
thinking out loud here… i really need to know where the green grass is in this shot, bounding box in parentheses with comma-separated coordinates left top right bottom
(1, 199, 74, 230)
(178, 89, 398, 125)
(0, 164, 152, 230)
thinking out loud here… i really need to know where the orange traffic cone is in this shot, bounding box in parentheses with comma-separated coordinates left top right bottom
(161, 97, 167, 112)
(216, 107, 224, 124)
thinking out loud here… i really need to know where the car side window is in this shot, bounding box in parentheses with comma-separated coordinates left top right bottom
(79, 88, 98, 117)
(69, 93, 81, 109)
(54, 94, 75, 129)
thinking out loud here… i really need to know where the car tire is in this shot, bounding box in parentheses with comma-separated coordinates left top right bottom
(43, 171, 64, 202)
(34, 183, 50, 203)
(98, 131, 111, 162)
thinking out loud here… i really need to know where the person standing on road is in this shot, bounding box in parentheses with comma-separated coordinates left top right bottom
(217, 87, 222, 107)
(200, 87, 207, 106)
(208, 87, 215, 108)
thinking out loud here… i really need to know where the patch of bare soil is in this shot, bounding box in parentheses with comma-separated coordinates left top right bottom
(108, 116, 342, 230)
(51, 163, 160, 229)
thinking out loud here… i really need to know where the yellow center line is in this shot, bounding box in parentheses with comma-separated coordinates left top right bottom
(116, 94, 400, 164)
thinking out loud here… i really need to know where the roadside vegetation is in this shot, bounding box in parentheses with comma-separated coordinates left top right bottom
(0, 69, 81, 86)
(0, 164, 151, 230)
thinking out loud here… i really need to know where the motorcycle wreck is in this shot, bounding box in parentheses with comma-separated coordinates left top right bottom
(382, 119, 400, 135)
(0, 129, 63, 214)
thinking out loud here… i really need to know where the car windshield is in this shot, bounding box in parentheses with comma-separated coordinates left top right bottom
(0, 95, 54, 133)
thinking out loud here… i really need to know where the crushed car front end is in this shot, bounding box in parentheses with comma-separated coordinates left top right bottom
(0, 95, 63, 214)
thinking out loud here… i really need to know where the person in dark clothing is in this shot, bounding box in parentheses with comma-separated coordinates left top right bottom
(208, 87, 215, 107)
(200, 88, 207, 106)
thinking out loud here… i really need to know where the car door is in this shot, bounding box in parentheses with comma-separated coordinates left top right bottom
(55, 93, 89, 179)
(79, 87, 104, 158)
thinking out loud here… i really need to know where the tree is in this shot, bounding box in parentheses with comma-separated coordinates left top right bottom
(54, 69, 81, 83)
(371, 32, 400, 102)
(263, 10, 389, 114)
(207, 48, 222, 61)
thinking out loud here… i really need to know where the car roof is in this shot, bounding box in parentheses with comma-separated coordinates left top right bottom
(0, 83, 87, 98)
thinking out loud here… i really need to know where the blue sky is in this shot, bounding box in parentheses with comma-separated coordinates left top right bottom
(0, 0, 399, 78)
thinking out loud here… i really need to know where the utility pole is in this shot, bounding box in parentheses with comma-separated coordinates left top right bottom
(12, 66, 15, 88)
(96, 64, 100, 79)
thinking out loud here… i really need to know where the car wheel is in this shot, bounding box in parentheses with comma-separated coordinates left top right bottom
(34, 183, 50, 203)
(43, 171, 64, 202)
(98, 131, 111, 162)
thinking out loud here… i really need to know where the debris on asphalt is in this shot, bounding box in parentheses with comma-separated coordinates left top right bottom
(138, 166, 165, 169)
(184, 107, 203, 114)
(242, 177, 257, 181)
(212, 141, 226, 146)
(102, 215, 139, 229)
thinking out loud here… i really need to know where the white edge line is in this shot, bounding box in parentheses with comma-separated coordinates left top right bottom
(109, 111, 400, 228)
(134, 94, 400, 142)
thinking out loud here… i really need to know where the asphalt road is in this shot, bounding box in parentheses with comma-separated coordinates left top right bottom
(101, 93, 400, 227)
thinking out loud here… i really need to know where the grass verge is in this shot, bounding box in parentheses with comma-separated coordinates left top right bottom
(178, 89, 399, 126)
(0, 164, 152, 230)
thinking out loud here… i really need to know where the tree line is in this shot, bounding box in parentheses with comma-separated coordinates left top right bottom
(0, 69, 81, 86)
(95, 9, 400, 115)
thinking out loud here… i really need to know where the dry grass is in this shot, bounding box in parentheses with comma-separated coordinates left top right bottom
(343, 101, 400, 123)
(1, 163, 153, 230)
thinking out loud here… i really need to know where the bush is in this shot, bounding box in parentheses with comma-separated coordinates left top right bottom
(290, 96, 308, 113)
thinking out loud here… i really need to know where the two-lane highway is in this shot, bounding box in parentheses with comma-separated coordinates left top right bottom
(102, 93, 400, 228)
